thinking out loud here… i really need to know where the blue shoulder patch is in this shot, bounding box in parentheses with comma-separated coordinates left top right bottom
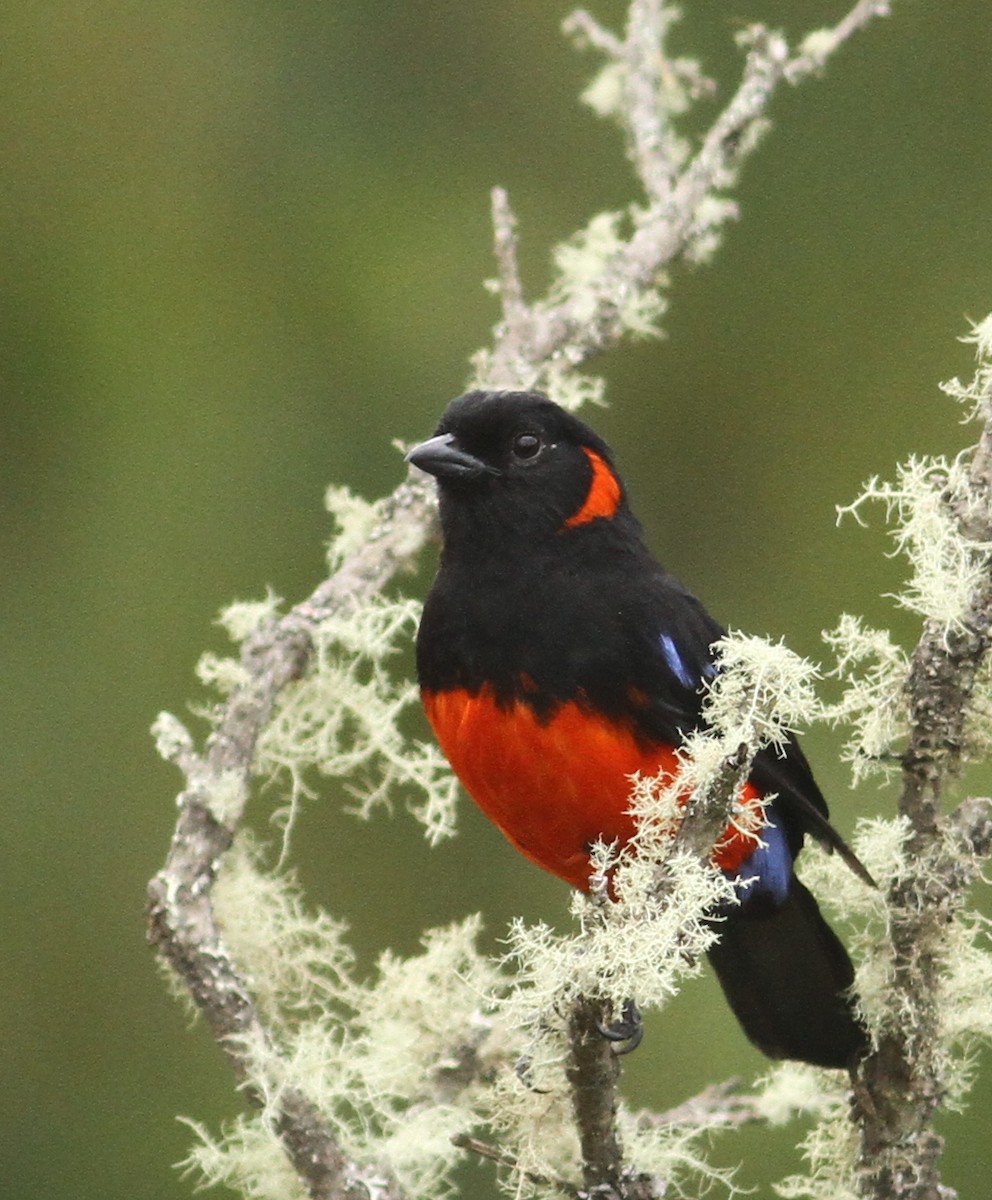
(658, 632, 697, 690)
(732, 807, 793, 906)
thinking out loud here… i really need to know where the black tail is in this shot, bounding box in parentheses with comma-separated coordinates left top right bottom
(706, 879, 867, 1069)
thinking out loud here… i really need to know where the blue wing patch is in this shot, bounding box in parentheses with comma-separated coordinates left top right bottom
(659, 632, 699, 690)
(732, 807, 792, 905)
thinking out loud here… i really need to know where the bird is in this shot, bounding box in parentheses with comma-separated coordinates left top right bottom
(407, 389, 870, 1068)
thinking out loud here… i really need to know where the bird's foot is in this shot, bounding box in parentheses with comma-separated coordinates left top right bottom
(597, 999, 643, 1054)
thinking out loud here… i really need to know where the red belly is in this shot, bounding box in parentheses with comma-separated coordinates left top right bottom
(423, 685, 763, 891)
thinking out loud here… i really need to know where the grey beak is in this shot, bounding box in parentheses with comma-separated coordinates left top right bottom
(406, 433, 499, 480)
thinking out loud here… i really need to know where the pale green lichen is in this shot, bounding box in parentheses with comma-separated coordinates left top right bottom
(151, 710, 194, 766)
(797, 817, 907, 1040)
(620, 1107, 740, 1198)
(190, 841, 513, 1200)
(704, 633, 821, 754)
(824, 320, 992, 779)
(180, 1113, 309, 1200)
(837, 453, 989, 629)
(196, 647, 253, 695)
(253, 594, 459, 850)
(564, 3, 706, 129)
(151, 712, 248, 825)
(621, 632, 820, 879)
(821, 614, 911, 784)
(754, 1061, 838, 1127)
(681, 194, 744, 266)
(324, 484, 383, 571)
(204, 768, 251, 827)
(214, 836, 355, 1026)
(485, 1065, 580, 1197)
(579, 60, 627, 120)
(192, 591, 459, 854)
(541, 364, 608, 412)
(941, 313, 992, 423)
(187, 483, 459, 853)
(548, 212, 629, 318)
(334, 912, 510, 1200)
(776, 811, 992, 1198)
(774, 1090, 861, 1200)
(218, 590, 284, 641)
(195, 592, 284, 701)
(502, 850, 726, 1043)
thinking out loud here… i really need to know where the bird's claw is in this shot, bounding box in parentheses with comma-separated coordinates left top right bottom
(597, 999, 643, 1054)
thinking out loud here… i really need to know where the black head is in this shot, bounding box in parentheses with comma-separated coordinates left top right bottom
(407, 391, 629, 546)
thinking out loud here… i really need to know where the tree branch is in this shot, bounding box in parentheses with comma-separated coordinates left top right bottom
(672, 743, 753, 867)
(490, 187, 527, 333)
(642, 1077, 764, 1131)
(566, 996, 626, 1195)
(479, 0, 889, 392)
(451, 1134, 582, 1199)
(854, 391, 992, 1199)
(563, 996, 663, 1200)
(148, 483, 436, 1200)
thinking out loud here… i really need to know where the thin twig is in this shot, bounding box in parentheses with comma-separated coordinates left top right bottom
(785, 0, 891, 82)
(490, 187, 527, 329)
(451, 1133, 582, 1198)
(563, 9, 624, 58)
(621, 0, 686, 200)
(642, 1078, 765, 1131)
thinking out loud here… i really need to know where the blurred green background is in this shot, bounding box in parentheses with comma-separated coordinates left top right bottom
(3, 1, 991, 1196)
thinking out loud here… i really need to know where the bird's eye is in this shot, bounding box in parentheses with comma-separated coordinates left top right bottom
(512, 432, 542, 460)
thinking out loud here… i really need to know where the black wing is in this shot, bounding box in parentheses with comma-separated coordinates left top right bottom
(625, 569, 872, 883)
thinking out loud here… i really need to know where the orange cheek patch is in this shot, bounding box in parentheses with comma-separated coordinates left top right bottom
(562, 448, 622, 529)
(422, 685, 766, 890)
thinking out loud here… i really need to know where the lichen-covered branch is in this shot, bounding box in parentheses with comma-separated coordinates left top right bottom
(898, 404, 992, 834)
(645, 1078, 764, 1132)
(148, 482, 436, 1200)
(451, 1135, 582, 1199)
(566, 997, 626, 1194)
(850, 348, 992, 1200)
(147, 4, 893, 1198)
(475, 0, 889, 398)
